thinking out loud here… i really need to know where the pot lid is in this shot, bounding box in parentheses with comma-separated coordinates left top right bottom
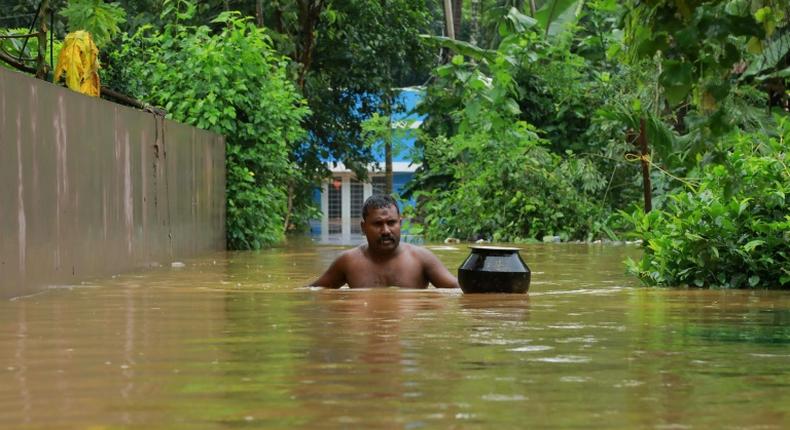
(469, 245, 521, 251)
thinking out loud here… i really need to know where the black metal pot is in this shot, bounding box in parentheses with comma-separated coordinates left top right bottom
(458, 246, 531, 294)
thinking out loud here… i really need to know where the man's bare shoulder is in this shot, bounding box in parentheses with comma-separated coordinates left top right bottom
(335, 246, 365, 262)
(401, 243, 439, 261)
(403, 243, 460, 288)
(309, 246, 365, 288)
(401, 242, 428, 253)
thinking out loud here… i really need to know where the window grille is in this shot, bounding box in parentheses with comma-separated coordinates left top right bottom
(350, 178, 364, 234)
(328, 177, 342, 234)
(372, 175, 387, 196)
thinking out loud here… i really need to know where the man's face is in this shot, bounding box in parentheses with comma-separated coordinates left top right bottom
(361, 205, 401, 253)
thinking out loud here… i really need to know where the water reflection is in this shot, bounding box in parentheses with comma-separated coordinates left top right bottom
(310, 289, 451, 365)
(459, 294, 530, 317)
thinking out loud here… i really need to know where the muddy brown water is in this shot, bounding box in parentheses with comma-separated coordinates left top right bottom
(2, 243, 789, 429)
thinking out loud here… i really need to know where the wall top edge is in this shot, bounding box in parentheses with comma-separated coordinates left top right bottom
(0, 67, 224, 144)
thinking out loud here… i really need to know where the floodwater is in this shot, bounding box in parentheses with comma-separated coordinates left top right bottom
(1, 243, 789, 429)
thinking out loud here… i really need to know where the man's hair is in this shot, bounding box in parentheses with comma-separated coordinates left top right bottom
(362, 194, 400, 220)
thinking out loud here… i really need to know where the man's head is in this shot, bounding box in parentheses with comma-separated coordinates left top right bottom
(361, 194, 401, 253)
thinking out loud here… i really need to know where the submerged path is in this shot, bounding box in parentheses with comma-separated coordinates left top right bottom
(1, 244, 789, 429)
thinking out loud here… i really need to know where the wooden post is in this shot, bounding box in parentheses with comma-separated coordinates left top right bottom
(452, 0, 462, 39)
(443, 0, 455, 39)
(283, 180, 294, 233)
(384, 94, 393, 195)
(470, 0, 480, 45)
(638, 118, 652, 213)
(35, 0, 50, 80)
(256, 0, 264, 27)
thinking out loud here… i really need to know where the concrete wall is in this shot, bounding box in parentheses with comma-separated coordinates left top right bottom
(0, 68, 226, 299)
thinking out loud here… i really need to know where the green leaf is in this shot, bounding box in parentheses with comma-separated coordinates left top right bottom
(59, 0, 127, 47)
(754, 7, 771, 23)
(419, 35, 496, 62)
(660, 60, 694, 106)
(725, 0, 750, 16)
(535, 0, 583, 37)
(743, 32, 790, 78)
(757, 66, 790, 80)
(742, 240, 765, 252)
(736, 199, 750, 216)
(504, 99, 521, 115)
(504, 7, 538, 34)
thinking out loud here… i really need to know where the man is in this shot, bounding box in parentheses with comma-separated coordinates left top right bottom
(310, 194, 460, 289)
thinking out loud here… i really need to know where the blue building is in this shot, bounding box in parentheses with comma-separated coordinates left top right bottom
(312, 88, 423, 244)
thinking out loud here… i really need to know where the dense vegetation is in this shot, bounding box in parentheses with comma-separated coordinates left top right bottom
(1, 0, 788, 288)
(407, 0, 788, 288)
(624, 118, 789, 288)
(410, 11, 611, 242)
(112, 12, 310, 248)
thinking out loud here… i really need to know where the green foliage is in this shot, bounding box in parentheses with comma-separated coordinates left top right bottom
(535, 0, 585, 37)
(293, 0, 435, 179)
(623, 0, 787, 118)
(416, 132, 607, 242)
(60, 0, 127, 47)
(608, 1, 789, 288)
(160, 0, 197, 26)
(112, 12, 309, 249)
(98, 0, 435, 245)
(412, 20, 609, 241)
(623, 115, 790, 288)
(361, 112, 415, 167)
(0, 27, 62, 71)
(225, 144, 289, 248)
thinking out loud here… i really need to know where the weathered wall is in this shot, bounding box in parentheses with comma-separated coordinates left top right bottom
(0, 68, 225, 299)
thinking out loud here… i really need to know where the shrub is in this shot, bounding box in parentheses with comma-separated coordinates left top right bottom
(112, 12, 309, 249)
(623, 115, 790, 288)
(414, 123, 608, 242)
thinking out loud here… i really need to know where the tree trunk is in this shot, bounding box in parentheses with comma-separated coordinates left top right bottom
(295, 0, 324, 91)
(470, 0, 480, 45)
(442, 0, 455, 39)
(384, 94, 393, 194)
(0, 50, 34, 73)
(35, 0, 50, 80)
(273, 5, 284, 33)
(452, 0, 462, 39)
(638, 118, 652, 213)
(256, 0, 264, 27)
(281, 1, 324, 230)
(284, 181, 294, 233)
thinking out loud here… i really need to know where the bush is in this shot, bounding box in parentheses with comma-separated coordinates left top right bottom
(410, 20, 611, 242)
(415, 128, 608, 242)
(623, 115, 790, 288)
(111, 12, 309, 249)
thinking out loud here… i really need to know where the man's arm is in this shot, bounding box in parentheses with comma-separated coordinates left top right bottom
(308, 253, 348, 288)
(420, 248, 461, 289)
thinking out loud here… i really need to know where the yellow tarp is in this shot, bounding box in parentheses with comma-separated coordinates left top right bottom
(54, 31, 100, 97)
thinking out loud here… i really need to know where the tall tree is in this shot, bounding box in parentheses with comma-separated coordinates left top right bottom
(262, 0, 433, 188)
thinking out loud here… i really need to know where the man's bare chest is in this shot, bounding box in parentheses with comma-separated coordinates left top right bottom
(345, 256, 427, 288)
